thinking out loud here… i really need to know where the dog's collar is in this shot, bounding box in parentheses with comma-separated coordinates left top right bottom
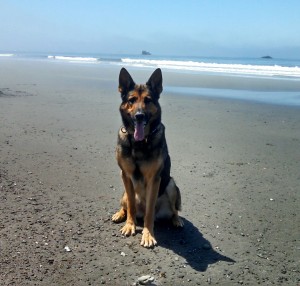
(149, 124, 160, 136)
(121, 126, 127, 134)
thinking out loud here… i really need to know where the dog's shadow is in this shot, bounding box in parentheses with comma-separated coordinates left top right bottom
(154, 217, 235, 272)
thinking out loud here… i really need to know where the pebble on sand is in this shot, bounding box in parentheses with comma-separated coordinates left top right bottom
(137, 275, 155, 285)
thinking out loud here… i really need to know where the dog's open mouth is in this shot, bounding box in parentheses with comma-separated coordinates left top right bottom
(134, 121, 146, 141)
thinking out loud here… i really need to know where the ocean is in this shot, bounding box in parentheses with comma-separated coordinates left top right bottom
(1, 52, 300, 106)
(2, 52, 300, 77)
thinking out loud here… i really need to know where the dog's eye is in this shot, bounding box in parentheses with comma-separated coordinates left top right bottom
(144, 97, 152, 104)
(128, 97, 136, 104)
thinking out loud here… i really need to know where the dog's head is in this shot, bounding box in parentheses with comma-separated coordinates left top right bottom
(118, 68, 163, 141)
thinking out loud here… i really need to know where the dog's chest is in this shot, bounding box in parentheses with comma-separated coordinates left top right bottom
(132, 147, 152, 161)
(124, 145, 163, 185)
(124, 138, 161, 161)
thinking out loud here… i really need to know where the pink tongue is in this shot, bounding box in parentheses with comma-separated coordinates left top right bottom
(134, 122, 145, 141)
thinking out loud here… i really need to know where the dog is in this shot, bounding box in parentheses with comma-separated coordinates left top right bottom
(112, 68, 183, 248)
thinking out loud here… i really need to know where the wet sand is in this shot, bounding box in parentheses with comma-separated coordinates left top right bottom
(0, 59, 299, 285)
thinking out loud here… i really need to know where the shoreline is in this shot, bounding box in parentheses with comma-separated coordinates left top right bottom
(1, 57, 300, 106)
(165, 86, 300, 107)
(0, 57, 300, 88)
(0, 59, 299, 285)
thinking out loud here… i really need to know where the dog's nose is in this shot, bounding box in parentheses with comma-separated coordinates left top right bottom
(135, 112, 145, 122)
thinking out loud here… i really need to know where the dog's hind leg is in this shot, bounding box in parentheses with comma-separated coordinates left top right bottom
(166, 178, 184, 227)
(171, 210, 184, 227)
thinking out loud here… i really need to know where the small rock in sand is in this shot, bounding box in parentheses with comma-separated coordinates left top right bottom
(137, 275, 154, 285)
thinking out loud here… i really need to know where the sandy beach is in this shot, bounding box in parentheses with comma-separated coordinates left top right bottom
(0, 58, 299, 285)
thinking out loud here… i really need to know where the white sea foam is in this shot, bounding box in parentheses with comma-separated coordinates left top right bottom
(48, 55, 98, 63)
(0, 53, 14, 57)
(44, 55, 300, 78)
(121, 58, 300, 78)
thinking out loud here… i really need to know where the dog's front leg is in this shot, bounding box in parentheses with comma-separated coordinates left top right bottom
(141, 177, 161, 247)
(120, 171, 136, 236)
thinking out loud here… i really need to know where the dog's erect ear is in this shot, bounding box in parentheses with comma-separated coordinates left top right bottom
(146, 68, 163, 98)
(119, 68, 135, 97)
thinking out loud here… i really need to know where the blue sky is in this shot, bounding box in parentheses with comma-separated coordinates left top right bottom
(1, 0, 300, 58)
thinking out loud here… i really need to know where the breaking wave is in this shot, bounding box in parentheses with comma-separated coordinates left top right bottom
(47, 55, 99, 63)
(42, 54, 300, 78)
(121, 58, 300, 78)
(0, 53, 14, 57)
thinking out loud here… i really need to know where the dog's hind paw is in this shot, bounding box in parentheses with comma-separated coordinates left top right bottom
(112, 208, 126, 223)
(172, 215, 184, 227)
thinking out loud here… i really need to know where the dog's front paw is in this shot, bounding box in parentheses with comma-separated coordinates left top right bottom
(120, 222, 136, 236)
(140, 229, 157, 248)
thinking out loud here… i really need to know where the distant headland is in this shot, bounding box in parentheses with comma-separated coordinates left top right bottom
(142, 50, 151, 55)
(261, 55, 273, 59)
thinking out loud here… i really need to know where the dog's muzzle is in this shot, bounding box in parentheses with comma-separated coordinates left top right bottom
(134, 111, 145, 123)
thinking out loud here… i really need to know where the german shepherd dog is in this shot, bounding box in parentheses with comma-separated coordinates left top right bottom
(112, 68, 183, 248)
